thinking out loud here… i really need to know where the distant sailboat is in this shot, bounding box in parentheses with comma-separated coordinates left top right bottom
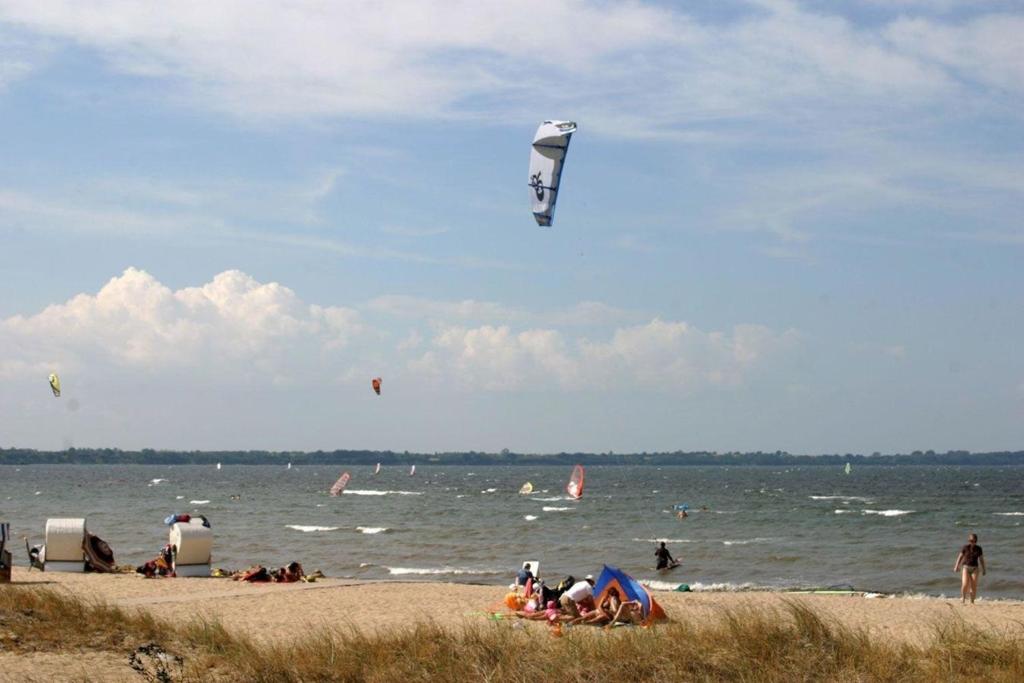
(216, 462, 222, 471)
(287, 462, 292, 470)
(375, 463, 381, 475)
(844, 462, 852, 475)
(409, 464, 416, 476)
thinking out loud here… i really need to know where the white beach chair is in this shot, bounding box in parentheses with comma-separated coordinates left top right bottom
(43, 518, 87, 572)
(169, 519, 213, 577)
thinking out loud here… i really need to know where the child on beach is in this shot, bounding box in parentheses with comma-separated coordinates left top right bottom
(953, 533, 986, 604)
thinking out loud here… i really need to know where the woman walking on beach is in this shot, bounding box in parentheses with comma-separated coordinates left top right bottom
(953, 533, 986, 604)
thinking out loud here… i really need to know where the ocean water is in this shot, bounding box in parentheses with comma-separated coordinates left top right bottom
(1, 465, 1022, 598)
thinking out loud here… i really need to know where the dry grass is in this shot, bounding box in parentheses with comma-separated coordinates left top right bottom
(2, 587, 1023, 682)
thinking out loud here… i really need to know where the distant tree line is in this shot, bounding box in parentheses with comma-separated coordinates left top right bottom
(0, 447, 1022, 466)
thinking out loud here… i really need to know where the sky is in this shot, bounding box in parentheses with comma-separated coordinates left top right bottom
(0, 0, 1022, 454)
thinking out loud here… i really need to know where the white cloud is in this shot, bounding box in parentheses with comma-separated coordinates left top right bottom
(0, 268, 362, 384)
(411, 319, 799, 392)
(1, 268, 796, 395)
(1, 1, 1018, 136)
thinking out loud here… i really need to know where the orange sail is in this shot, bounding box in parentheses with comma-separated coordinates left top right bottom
(329, 471, 351, 496)
(566, 464, 584, 499)
(371, 378, 382, 395)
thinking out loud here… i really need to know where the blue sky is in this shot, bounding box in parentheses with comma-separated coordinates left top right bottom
(0, 0, 1021, 454)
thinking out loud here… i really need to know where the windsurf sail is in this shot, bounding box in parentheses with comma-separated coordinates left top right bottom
(372, 377, 382, 395)
(528, 120, 576, 226)
(329, 471, 351, 496)
(566, 464, 584, 499)
(216, 463, 221, 470)
(287, 462, 292, 470)
(374, 462, 381, 475)
(409, 464, 416, 476)
(48, 373, 61, 397)
(844, 462, 851, 475)
(519, 482, 533, 495)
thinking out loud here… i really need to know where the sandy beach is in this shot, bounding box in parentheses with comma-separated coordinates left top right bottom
(3, 568, 1024, 681)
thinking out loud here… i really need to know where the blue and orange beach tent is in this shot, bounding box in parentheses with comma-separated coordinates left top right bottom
(593, 565, 668, 625)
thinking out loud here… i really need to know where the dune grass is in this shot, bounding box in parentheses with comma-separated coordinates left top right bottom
(2, 586, 1023, 682)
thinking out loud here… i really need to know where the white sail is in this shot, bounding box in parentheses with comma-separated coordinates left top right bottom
(528, 120, 576, 226)
(375, 463, 381, 475)
(409, 464, 416, 476)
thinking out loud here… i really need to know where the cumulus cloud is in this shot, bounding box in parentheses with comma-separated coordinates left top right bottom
(1, 268, 796, 395)
(410, 319, 799, 392)
(0, 268, 361, 384)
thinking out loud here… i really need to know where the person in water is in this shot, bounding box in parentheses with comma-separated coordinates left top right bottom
(953, 533, 986, 604)
(655, 541, 679, 570)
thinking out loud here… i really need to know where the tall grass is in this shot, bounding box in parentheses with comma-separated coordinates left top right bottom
(2, 587, 1023, 681)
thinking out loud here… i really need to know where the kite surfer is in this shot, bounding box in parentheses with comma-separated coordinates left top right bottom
(655, 542, 680, 571)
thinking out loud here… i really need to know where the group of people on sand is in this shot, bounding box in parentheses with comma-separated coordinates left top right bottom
(231, 562, 321, 583)
(506, 563, 645, 630)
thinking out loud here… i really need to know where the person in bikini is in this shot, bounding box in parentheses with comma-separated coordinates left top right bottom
(953, 532, 986, 604)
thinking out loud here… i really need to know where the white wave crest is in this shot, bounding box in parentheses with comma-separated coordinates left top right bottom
(994, 512, 1024, 516)
(286, 525, 340, 532)
(834, 509, 855, 514)
(722, 537, 775, 546)
(190, 500, 210, 505)
(482, 488, 497, 493)
(175, 496, 184, 500)
(524, 515, 538, 521)
(534, 496, 572, 502)
(810, 495, 872, 502)
(688, 581, 761, 592)
(356, 526, 388, 534)
(542, 506, 573, 512)
(862, 509, 914, 517)
(343, 489, 422, 496)
(150, 478, 168, 485)
(632, 538, 694, 544)
(642, 580, 685, 592)
(385, 566, 503, 576)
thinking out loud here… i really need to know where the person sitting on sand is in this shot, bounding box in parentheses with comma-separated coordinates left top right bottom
(655, 542, 679, 570)
(515, 563, 534, 590)
(276, 561, 304, 583)
(954, 533, 986, 604)
(609, 599, 644, 626)
(559, 575, 596, 618)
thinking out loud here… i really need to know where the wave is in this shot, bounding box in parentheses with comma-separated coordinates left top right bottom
(384, 566, 504, 576)
(642, 580, 685, 592)
(722, 537, 775, 546)
(481, 488, 497, 493)
(632, 538, 694, 544)
(993, 512, 1024, 516)
(190, 500, 210, 505)
(534, 496, 572, 502)
(809, 495, 872, 502)
(286, 525, 341, 532)
(688, 581, 762, 592)
(834, 510, 855, 514)
(150, 478, 168, 485)
(175, 496, 184, 500)
(862, 509, 914, 517)
(542, 506, 573, 512)
(524, 515, 538, 521)
(343, 490, 422, 496)
(356, 526, 388, 534)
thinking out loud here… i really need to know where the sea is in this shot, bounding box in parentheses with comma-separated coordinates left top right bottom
(2, 465, 1022, 599)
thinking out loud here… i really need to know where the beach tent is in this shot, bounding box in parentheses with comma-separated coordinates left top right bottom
(593, 565, 667, 625)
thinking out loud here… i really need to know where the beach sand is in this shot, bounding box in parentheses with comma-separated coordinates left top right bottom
(4, 568, 1024, 681)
